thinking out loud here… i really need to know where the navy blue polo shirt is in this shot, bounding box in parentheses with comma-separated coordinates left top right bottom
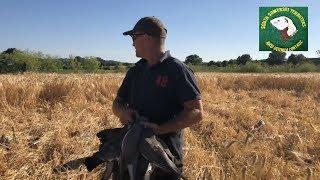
(116, 52, 201, 163)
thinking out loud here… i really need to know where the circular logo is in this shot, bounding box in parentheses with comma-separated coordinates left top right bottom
(259, 7, 308, 52)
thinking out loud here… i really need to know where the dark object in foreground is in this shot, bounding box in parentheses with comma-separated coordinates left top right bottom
(53, 127, 127, 174)
(139, 128, 185, 179)
(85, 127, 129, 171)
(54, 116, 186, 179)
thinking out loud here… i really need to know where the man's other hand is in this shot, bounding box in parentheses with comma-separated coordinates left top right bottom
(140, 122, 163, 134)
(119, 108, 138, 125)
(112, 96, 138, 125)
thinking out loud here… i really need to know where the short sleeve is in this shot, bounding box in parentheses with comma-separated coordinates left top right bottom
(174, 65, 201, 104)
(116, 67, 135, 102)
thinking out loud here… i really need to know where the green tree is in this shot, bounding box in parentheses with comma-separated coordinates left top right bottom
(296, 54, 307, 64)
(207, 61, 224, 67)
(81, 57, 101, 72)
(185, 54, 203, 65)
(266, 51, 286, 65)
(40, 58, 63, 72)
(66, 56, 82, 71)
(74, 56, 84, 62)
(207, 61, 216, 66)
(287, 54, 298, 65)
(228, 59, 237, 66)
(221, 60, 228, 67)
(236, 54, 252, 65)
(1, 49, 41, 71)
(0, 58, 26, 73)
(287, 54, 307, 65)
(2, 48, 18, 54)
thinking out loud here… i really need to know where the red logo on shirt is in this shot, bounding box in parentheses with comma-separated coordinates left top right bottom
(156, 75, 168, 87)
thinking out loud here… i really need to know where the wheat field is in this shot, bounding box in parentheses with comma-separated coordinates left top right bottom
(0, 72, 320, 179)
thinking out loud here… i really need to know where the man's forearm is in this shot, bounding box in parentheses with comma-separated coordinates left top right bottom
(157, 108, 202, 134)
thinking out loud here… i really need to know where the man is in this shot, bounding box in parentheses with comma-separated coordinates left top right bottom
(112, 16, 203, 179)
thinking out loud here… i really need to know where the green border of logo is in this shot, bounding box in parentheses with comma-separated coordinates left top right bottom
(259, 7, 308, 52)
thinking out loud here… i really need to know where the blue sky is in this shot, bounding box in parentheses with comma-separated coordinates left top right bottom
(0, 0, 319, 62)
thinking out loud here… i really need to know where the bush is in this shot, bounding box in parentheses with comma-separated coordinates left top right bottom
(297, 63, 318, 72)
(266, 64, 294, 73)
(0, 59, 26, 73)
(236, 54, 252, 65)
(185, 54, 203, 65)
(239, 61, 264, 73)
(8, 50, 41, 71)
(40, 59, 64, 72)
(113, 65, 128, 72)
(81, 57, 101, 72)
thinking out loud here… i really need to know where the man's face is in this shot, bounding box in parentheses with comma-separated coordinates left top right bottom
(130, 31, 147, 58)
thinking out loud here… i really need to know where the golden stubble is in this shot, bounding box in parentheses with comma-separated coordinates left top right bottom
(0, 72, 319, 179)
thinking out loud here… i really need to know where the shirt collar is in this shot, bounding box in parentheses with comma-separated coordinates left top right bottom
(159, 50, 171, 63)
(135, 50, 171, 66)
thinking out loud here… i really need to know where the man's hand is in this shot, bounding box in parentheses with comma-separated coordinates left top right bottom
(140, 122, 163, 134)
(112, 96, 138, 125)
(119, 108, 138, 124)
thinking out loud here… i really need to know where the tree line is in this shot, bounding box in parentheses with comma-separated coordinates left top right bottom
(186, 51, 319, 66)
(185, 51, 320, 72)
(0, 48, 319, 73)
(0, 48, 133, 73)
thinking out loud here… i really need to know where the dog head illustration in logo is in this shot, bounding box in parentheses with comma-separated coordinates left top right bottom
(270, 16, 298, 40)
